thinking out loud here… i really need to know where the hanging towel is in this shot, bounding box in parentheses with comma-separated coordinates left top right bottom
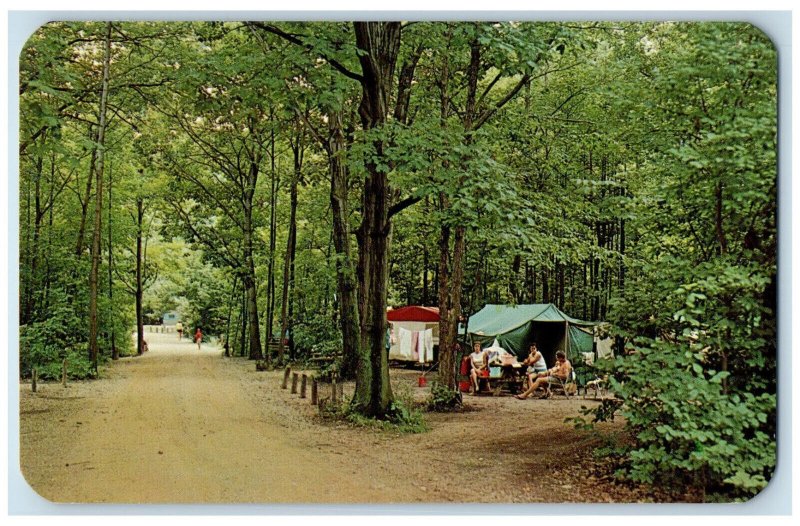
(411, 331, 420, 361)
(420, 329, 434, 363)
(397, 328, 413, 359)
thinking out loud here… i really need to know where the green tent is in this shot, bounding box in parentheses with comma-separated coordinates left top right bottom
(466, 304, 599, 367)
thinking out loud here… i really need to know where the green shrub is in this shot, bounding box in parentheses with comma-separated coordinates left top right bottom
(293, 315, 341, 358)
(576, 344, 776, 500)
(427, 381, 463, 412)
(20, 294, 96, 380)
(324, 383, 428, 434)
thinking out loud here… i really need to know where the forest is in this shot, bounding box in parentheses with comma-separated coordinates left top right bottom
(18, 21, 776, 501)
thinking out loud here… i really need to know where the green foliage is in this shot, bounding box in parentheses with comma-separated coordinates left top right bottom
(320, 385, 428, 434)
(19, 22, 776, 501)
(598, 338, 774, 498)
(20, 290, 95, 379)
(426, 381, 463, 412)
(344, 382, 427, 433)
(293, 314, 340, 357)
(556, 22, 777, 502)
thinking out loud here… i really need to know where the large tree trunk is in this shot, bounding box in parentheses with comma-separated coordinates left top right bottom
(328, 110, 363, 384)
(436, 221, 466, 389)
(88, 22, 112, 371)
(350, 21, 401, 417)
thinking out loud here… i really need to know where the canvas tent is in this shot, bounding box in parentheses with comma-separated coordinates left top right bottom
(467, 304, 600, 368)
(387, 306, 439, 363)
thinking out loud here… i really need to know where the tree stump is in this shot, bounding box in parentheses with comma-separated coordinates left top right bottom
(32, 368, 38, 393)
(291, 372, 299, 394)
(62, 359, 67, 387)
(282, 367, 291, 389)
(300, 374, 307, 399)
(311, 377, 318, 405)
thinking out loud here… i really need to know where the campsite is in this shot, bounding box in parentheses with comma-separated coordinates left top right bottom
(17, 20, 777, 505)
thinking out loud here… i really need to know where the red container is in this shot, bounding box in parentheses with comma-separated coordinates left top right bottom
(418, 376, 427, 387)
(458, 380, 471, 393)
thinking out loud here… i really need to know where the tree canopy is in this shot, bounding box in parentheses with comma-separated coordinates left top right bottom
(18, 20, 777, 501)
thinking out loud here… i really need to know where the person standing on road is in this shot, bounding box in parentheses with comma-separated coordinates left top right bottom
(194, 327, 203, 351)
(175, 321, 183, 341)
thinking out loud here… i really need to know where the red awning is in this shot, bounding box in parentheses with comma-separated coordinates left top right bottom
(387, 306, 440, 322)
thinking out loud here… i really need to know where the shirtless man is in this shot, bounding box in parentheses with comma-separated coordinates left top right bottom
(515, 350, 571, 399)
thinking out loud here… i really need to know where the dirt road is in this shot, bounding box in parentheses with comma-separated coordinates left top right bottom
(19, 332, 422, 504)
(20, 330, 661, 505)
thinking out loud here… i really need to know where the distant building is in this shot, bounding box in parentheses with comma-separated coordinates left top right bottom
(162, 311, 180, 326)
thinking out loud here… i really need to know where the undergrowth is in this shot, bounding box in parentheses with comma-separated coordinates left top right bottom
(318, 382, 428, 433)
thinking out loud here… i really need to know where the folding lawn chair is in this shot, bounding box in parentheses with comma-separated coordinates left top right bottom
(546, 368, 578, 399)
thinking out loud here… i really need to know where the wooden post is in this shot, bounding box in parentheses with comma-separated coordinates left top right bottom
(300, 374, 307, 399)
(331, 377, 338, 403)
(282, 367, 291, 389)
(32, 368, 38, 392)
(62, 359, 67, 387)
(338, 382, 344, 400)
(311, 377, 318, 405)
(291, 372, 299, 394)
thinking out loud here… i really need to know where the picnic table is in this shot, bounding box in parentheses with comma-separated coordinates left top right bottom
(483, 362, 527, 396)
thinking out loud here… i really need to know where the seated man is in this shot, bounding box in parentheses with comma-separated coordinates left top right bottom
(514, 350, 571, 400)
(469, 342, 490, 395)
(519, 343, 547, 386)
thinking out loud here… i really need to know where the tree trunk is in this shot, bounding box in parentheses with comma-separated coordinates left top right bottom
(715, 180, 728, 255)
(135, 198, 144, 355)
(350, 21, 402, 417)
(510, 254, 522, 303)
(22, 151, 44, 324)
(437, 224, 466, 389)
(108, 158, 117, 359)
(265, 124, 278, 360)
(224, 278, 238, 357)
(240, 286, 248, 357)
(88, 22, 112, 371)
(328, 109, 363, 383)
(43, 153, 56, 315)
(438, 37, 480, 387)
(75, 125, 98, 257)
(422, 198, 430, 305)
(243, 162, 263, 360)
(278, 131, 302, 362)
(436, 213, 453, 388)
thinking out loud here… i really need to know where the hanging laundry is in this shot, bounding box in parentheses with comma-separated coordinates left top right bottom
(397, 328, 413, 359)
(419, 328, 434, 363)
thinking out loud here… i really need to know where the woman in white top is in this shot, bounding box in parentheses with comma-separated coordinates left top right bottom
(469, 342, 489, 395)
